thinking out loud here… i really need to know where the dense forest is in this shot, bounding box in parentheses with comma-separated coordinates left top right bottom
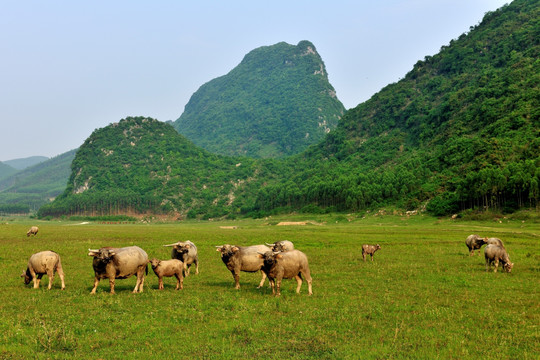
(174, 40, 345, 158)
(38, 0, 539, 219)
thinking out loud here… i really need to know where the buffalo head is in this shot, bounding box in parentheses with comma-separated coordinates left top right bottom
(88, 248, 116, 263)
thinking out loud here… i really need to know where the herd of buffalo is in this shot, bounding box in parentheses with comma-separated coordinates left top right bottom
(20, 226, 513, 294)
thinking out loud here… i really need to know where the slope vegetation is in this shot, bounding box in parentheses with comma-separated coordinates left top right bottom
(253, 0, 539, 216)
(174, 40, 345, 158)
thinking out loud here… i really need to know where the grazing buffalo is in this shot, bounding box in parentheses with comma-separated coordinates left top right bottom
(362, 244, 381, 262)
(258, 250, 313, 296)
(21, 250, 65, 290)
(215, 244, 270, 289)
(485, 237, 505, 249)
(465, 235, 487, 256)
(266, 240, 295, 252)
(88, 246, 148, 294)
(484, 244, 514, 273)
(163, 241, 199, 276)
(150, 258, 184, 290)
(27, 226, 39, 237)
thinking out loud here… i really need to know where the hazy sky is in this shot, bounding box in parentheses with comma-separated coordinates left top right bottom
(0, 0, 510, 161)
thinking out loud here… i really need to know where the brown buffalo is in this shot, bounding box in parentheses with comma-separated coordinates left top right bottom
(21, 250, 65, 290)
(258, 250, 313, 296)
(362, 244, 381, 262)
(266, 240, 295, 252)
(26, 226, 39, 237)
(485, 244, 514, 273)
(465, 235, 487, 256)
(88, 246, 148, 294)
(150, 258, 184, 290)
(216, 244, 270, 289)
(163, 241, 199, 276)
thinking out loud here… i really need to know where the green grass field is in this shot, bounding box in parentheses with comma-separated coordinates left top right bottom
(0, 214, 538, 359)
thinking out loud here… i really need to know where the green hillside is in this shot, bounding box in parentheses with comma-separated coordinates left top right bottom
(173, 40, 345, 158)
(253, 0, 539, 216)
(39, 117, 265, 219)
(4, 156, 48, 170)
(39, 0, 539, 219)
(0, 150, 76, 214)
(0, 162, 17, 182)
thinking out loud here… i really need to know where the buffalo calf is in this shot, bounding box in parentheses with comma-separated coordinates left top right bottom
(362, 244, 381, 262)
(150, 258, 184, 290)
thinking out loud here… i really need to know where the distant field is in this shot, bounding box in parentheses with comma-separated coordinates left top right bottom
(0, 214, 538, 359)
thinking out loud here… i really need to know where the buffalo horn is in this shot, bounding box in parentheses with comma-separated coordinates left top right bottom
(163, 242, 179, 247)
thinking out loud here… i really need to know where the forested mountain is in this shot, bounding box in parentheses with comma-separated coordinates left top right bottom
(0, 162, 17, 181)
(39, 0, 538, 219)
(0, 150, 76, 214)
(4, 156, 48, 170)
(253, 0, 539, 216)
(173, 40, 345, 158)
(38, 118, 265, 218)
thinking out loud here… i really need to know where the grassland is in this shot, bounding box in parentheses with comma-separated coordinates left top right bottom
(0, 213, 538, 359)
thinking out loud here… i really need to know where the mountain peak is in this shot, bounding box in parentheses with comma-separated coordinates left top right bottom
(173, 41, 345, 158)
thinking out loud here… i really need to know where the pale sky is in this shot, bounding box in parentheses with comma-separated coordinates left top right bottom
(0, 0, 510, 161)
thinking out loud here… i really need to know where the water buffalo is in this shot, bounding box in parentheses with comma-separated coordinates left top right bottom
(88, 246, 148, 294)
(21, 250, 65, 290)
(163, 241, 199, 276)
(362, 244, 381, 262)
(26, 226, 39, 237)
(150, 258, 184, 290)
(465, 235, 487, 256)
(484, 244, 514, 273)
(258, 250, 313, 296)
(266, 240, 295, 252)
(215, 244, 270, 289)
(485, 237, 505, 249)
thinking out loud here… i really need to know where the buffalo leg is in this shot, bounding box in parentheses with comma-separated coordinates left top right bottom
(35, 277, 41, 288)
(194, 259, 199, 275)
(133, 271, 144, 293)
(269, 278, 276, 295)
(176, 273, 183, 290)
(56, 264, 66, 290)
(256, 271, 267, 288)
(295, 274, 303, 293)
(109, 278, 116, 294)
(47, 269, 54, 290)
(90, 277, 100, 294)
(276, 277, 282, 296)
(303, 269, 313, 295)
(139, 274, 145, 293)
(231, 270, 241, 289)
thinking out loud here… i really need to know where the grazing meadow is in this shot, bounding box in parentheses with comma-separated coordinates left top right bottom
(0, 213, 538, 359)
